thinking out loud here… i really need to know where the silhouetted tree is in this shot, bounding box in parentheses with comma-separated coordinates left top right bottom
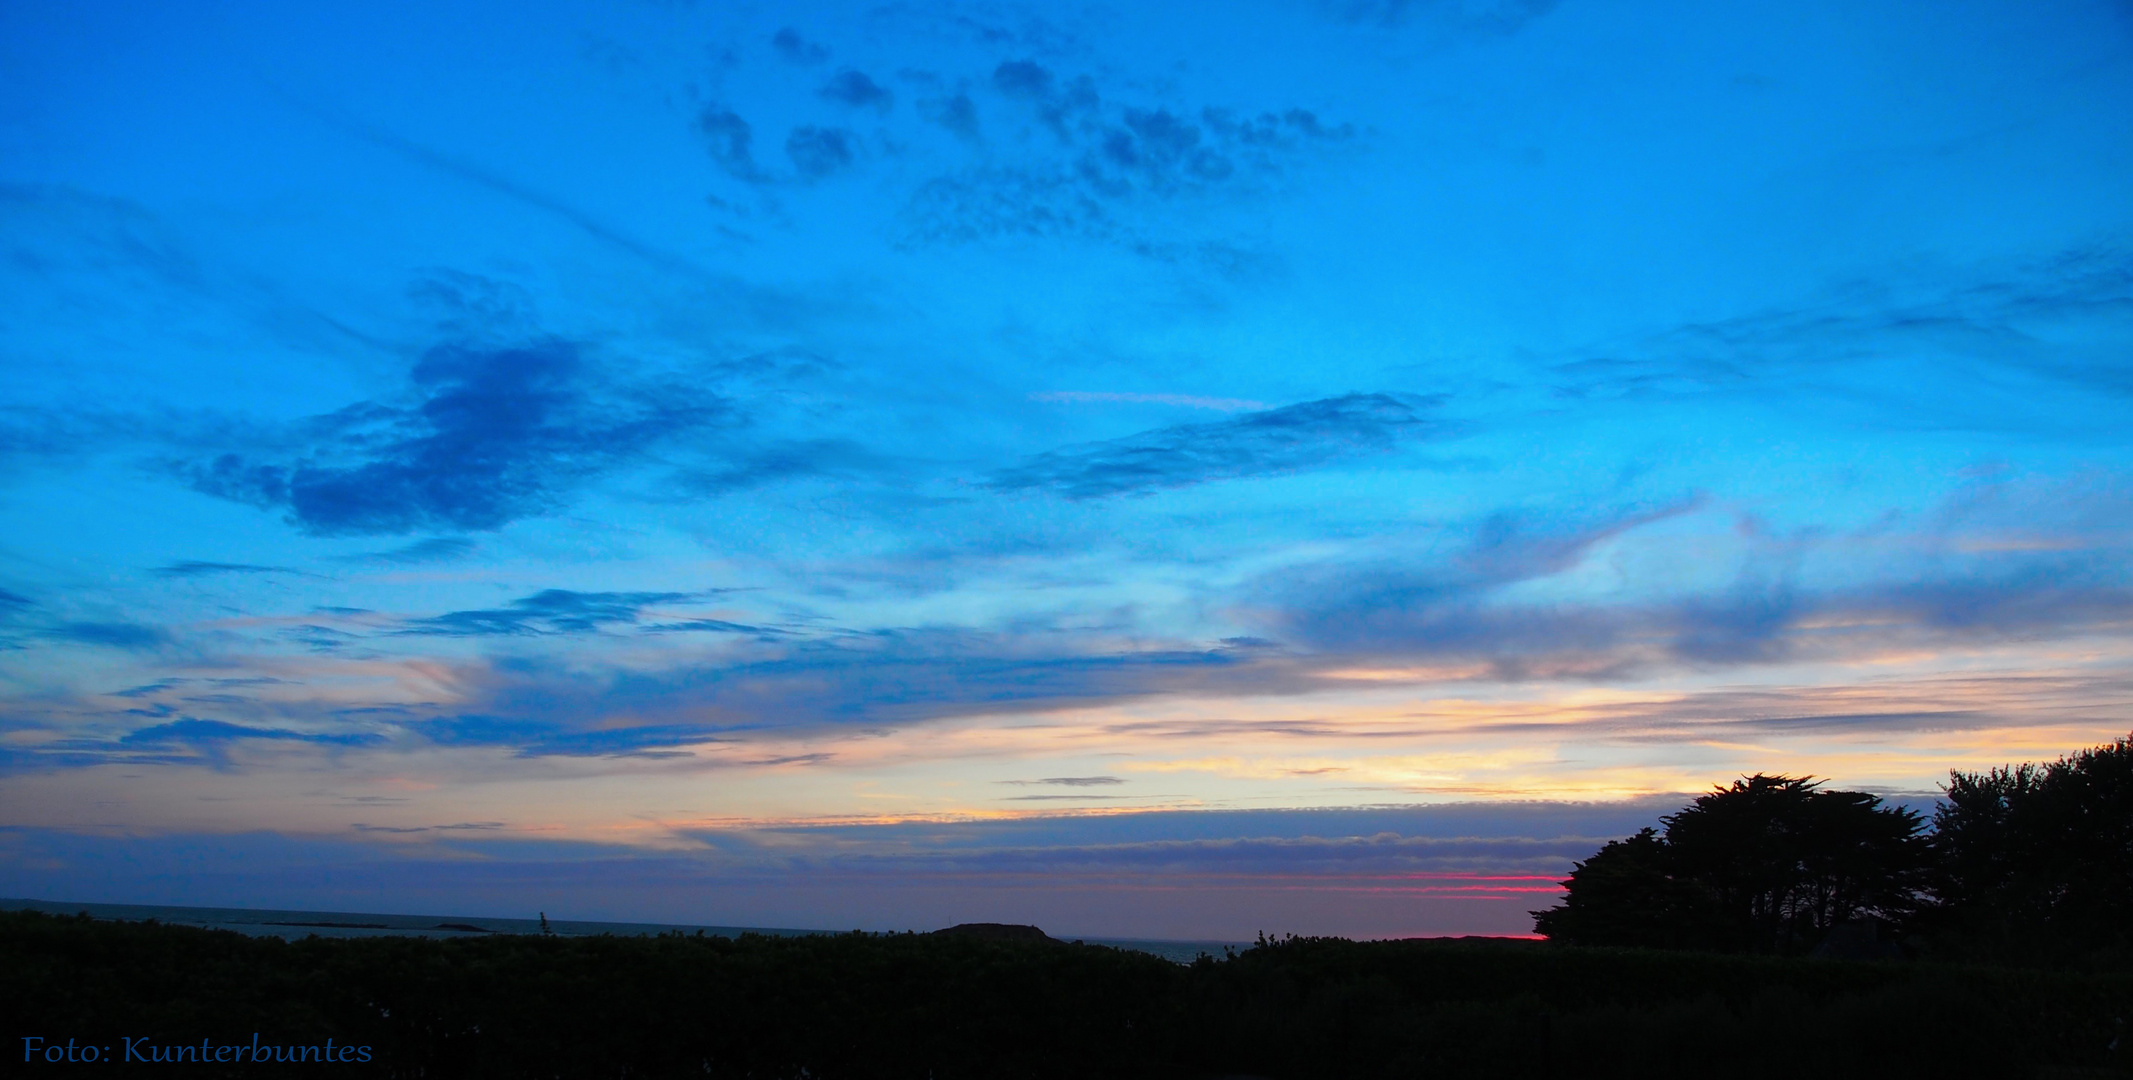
(1932, 734, 2133, 961)
(1534, 775, 1931, 953)
(1530, 827, 1721, 949)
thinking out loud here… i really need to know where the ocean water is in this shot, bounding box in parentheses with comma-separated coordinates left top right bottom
(1, 898, 1239, 964)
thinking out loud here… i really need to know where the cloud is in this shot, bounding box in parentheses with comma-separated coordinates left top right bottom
(187, 339, 727, 534)
(1344, 671, 2133, 751)
(899, 61, 1352, 252)
(124, 721, 369, 747)
(0, 589, 32, 613)
(0, 802, 1672, 935)
(0, 403, 175, 472)
(640, 618, 782, 636)
(902, 166, 1110, 245)
(401, 589, 700, 637)
(1258, 510, 2133, 678)
(381, 632, 1288, 756)
(1458, 498, 1708, 583)
(785, 126, 858, 179)
(150, 561, 302, 578)
(696, 106, 763, 182)
(282, 624, 359, 652)
(991, 61, 1053, 99)
(30, 623, 1272, 766)
(414, 714, 740, 758)
(771, 28, 829, 65)
(820, 70, 893, 111)
(919, 93, 981, 141)
(1543, 246, 2133, 429)
(1002, 776, 1125, 787)
(336, 538, 477, 565)
(353, 822, 505, 833)
(986, 392, 1446, 498)
(674, 438, 883, 495)
(1246, 497, 1708, 661)
(698, 109, 859, 185)
(407, 270, 538, 337)
(49, 621, 168, 650)
(1092, 109, 1234, 190)
(121, 718, 379, 748)
(285, 103, 710, 278)
(1031, 391, 1267, 412)
(1001, 793, 1131, 800)
(670, 802, 1683, 900)
(109, 679, 183, 698)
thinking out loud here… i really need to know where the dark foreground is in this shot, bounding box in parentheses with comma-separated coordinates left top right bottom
(6, 909, 2127, 1078)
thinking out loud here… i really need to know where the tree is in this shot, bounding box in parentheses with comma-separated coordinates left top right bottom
(1529, 827, 1720, 949)
(1533, 775, 1932, 953)
(1931, 734, 2133, 961)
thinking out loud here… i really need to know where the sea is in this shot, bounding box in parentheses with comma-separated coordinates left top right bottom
(1, 897, 1242, 964)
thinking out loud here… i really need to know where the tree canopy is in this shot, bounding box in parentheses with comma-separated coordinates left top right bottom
(1533, 775, 1931, 953)
(1930, 735, 2133, 962)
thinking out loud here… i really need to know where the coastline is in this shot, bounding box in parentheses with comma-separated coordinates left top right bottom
(0, 897, 1242, 962)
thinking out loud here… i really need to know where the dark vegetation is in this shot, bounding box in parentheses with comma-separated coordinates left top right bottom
(1531, 775, 1933, 953)
(8, 738, 2133, 1078)
(1532, 735, 2133, 970)
(8, 909, 2131, 1078)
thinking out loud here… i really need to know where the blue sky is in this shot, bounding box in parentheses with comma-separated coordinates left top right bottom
(2, 0, 2131, 938)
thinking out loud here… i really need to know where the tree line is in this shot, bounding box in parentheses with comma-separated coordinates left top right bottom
(1532, 734, 2133, 964)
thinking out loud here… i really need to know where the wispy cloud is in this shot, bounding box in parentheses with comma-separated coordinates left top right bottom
(335, 538, 478, 565)
(1030, 391, 1268, 412)
(352, 821, 505, 834)
(640, 618, 783, 636)
(1259, 510, 2133, 677)
(121, 718, 380, 748)
(383, 632, 1285, 755)
(671, 437, 891, 496)
(988, 393, 1446, 498)
(48, 621, 169, 650)
(150, 561, 305, 579)
(1001, 793, 1132, 800)
(284, 100, 711, 278)
(1544, 246, 2133, 431)
(401, 589, 703, 637)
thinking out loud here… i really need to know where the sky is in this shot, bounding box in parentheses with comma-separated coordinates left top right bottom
(2, 0, 2131, 941)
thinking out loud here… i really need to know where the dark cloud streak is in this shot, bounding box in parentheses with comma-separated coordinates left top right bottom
(336, 538, 477, 565)
(987, 393, 1445, 498)
(285, 96, 712, 279)
(151, 561, 303, 579)
(401, 589, 701, 637)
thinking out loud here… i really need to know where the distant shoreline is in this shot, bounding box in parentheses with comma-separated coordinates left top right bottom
(0, 897, 1244, 963)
